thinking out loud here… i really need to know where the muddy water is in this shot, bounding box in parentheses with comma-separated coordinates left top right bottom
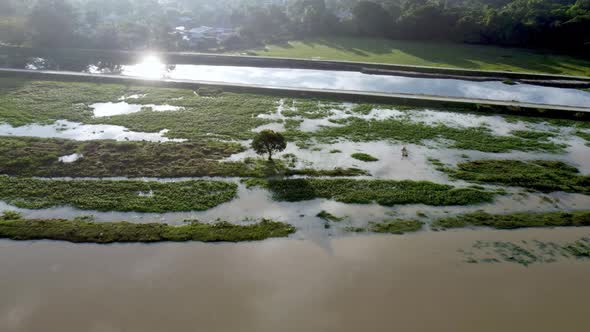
(1, 228, 589, 332)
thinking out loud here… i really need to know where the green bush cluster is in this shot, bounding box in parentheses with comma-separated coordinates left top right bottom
(0, 218, 295, 243)
(0, 176, 238, 212)
(267, 179, 496, 206)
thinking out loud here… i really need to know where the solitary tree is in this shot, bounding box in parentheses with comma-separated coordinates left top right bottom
(252, 130, 287, 161)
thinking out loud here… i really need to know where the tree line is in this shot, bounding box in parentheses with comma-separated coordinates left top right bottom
(1, 0, 588, 54)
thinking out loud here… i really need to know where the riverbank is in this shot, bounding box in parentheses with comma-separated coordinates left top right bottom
(244, 37, 590, 78)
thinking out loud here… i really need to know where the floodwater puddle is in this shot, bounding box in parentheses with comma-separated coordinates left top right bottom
(58, 153, 83, 163)
(90, 102, 183, 117)
(0, 120, 186, 142)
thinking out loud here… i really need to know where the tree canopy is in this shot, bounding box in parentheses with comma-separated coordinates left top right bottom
(0, 0, 587, 54)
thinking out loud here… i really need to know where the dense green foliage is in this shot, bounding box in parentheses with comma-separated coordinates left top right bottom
(267, 179, 497, 206)
(443, 160, 590, 194)
(432, 210, 590, 230)
(0, 176, 238, 212)
(351, 153, 379, 162)
(0, 218, 296, 243)
(251, 130, 287, 160)
(2, 0, 589, 55)
(312, 117, 565, 153)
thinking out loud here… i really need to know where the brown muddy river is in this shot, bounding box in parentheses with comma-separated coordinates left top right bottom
(1, 228, 589, 332)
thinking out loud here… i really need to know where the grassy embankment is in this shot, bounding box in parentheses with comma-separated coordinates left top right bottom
(246, 37, 590, 77)
(0, 215, 295, 243)
(267, 179, 497, 206)
(0, 176, 237, 212)
(441, 160, 590, 194)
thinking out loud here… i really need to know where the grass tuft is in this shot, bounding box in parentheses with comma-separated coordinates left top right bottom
(351, 153, 379, 162)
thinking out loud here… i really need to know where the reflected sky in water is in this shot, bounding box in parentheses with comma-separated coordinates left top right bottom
(12, 55, 590, 108)
(117, 58, 590, 108)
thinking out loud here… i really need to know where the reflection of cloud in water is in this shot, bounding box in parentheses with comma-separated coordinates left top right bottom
(0, 120, 185, 142)
(118, 64, 590, 107)
(90, 102, 183, 117)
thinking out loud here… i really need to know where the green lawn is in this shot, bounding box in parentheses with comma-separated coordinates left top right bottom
(247, 37, 590, 77)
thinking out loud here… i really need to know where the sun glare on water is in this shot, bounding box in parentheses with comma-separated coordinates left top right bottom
(123, 55, 166, 79)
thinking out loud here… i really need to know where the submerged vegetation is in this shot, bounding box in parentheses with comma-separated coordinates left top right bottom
(0, 217, 295, 243)
(267, 179, 496, 206)
(0, 78, 277, 140)
(442, 160, 590, 194)
(0, 137, 365, 178)
(368, 219, 424, 234)
(576, 131, 590, 145)
(351, 153, 379, 162)
(432, 210, 590, 230)
(316, 210, 344, 222)
(311, 118, 566, 153)
(0, 176, 238, 212)
(462, 237, 590, 266)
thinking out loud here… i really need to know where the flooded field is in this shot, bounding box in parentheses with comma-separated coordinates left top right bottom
(1, 228, 590, 332)
(1, 66, 590, 332)
(5, 55, 590, 108)
(0, 80, 589, 230)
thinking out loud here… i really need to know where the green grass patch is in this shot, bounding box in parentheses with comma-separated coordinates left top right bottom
(0, 218, 295, 243)
(0, 176, 237, 212)
(576, 131, 590, 146)
(443, 160, 590, 194)
(245, 37, 590, 77)
(351, 153, 379, 162)
(0, 78, 277, 140)
(369, 219, 424, 234)
(267, 179, 496, 206)
(432, 210, 590, 230)
(312, 118, 565, 153)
